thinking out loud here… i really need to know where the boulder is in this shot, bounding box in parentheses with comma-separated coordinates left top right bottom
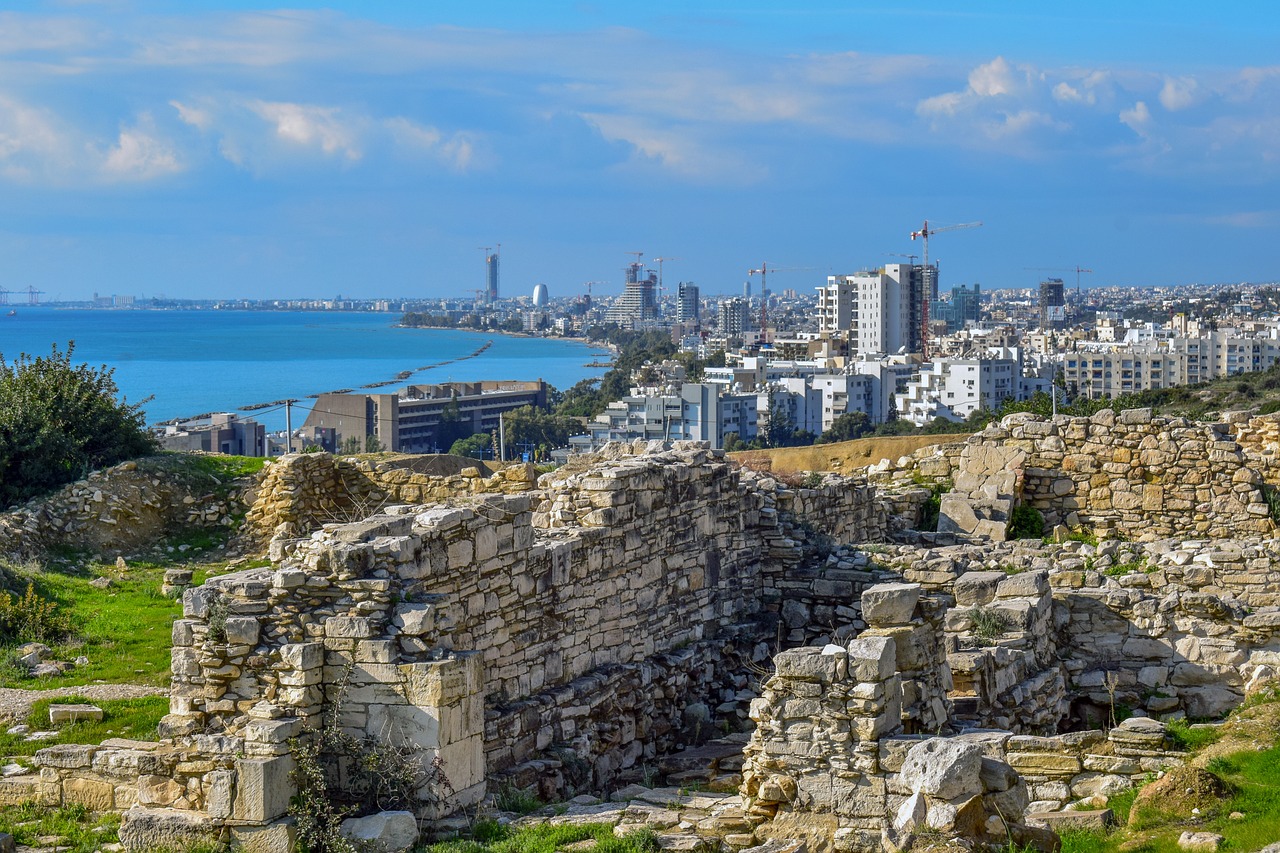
(340, 811, 419, 852)
(1178, 832, 1224, 852)
(899, 738, 983, 801)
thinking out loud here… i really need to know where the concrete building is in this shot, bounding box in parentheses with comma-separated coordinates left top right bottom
(532, 283, 549, 308)
(1039, 278, 1066, 330)
(157, 413, 266, 457)
(300, 380, 547, 453)
(605, 262, 658, 326)
(676, 281, 700, 327)
(719, 296, 751, 338)
(568, 383, 758, 452)
(817, 263, 924, 355)
(932, 284, 982, 333)
(485, 250, 500, 303)
(895, 348, 1044, 425)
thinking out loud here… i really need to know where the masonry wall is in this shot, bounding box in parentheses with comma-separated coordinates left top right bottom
(873, 410, 1280, 541)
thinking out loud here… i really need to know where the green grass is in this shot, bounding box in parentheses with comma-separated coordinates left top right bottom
(0, 803, 121, 853)
(1103, 557, 1150, 577)
(0, 552, 220, 689)
(1054, 744, 1280, 853)
(0, 695, 169, 756)
(1166, 718, 1223, 750)
(424, 822, 660, 853)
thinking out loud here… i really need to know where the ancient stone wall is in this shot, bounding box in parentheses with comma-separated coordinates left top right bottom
(873, 411, 1279, 541)
(0, 457, 249, 560)
(244, 452, 537, 547)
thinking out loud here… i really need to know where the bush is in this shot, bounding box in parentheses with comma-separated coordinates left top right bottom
(0, 343, 156, 507)
(1007, 505, 1045, 539)
(0, 582, 72, 645)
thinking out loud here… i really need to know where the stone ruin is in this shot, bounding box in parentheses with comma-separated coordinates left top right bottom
(6, 410, 1280, 851)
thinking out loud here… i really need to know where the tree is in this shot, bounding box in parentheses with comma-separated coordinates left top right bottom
(0, 343, 156, 507)
(815, 411, 871, 445)
(340, 436, 363, 454)
(503, 405, 579, 459)
(449, 433, 492, 459)
(364, 435, 385, 453)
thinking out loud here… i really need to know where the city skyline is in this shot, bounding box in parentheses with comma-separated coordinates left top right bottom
(0, 2, 1277, 300)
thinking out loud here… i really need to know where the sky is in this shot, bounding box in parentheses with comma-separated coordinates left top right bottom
(0, 1, 1278, 301)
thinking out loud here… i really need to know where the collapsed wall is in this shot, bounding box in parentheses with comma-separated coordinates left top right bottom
(14, 443, 899, 849)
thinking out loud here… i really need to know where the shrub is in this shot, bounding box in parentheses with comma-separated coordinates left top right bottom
(0, 343, 156, 507)
(0, 582, 72, 645)
(970, 607, 1011, 642)
(1007, 505, 1044, 539)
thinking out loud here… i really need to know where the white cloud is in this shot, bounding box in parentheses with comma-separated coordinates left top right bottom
(968, 56, 1020, 97)
(170, 99, 212, 131)
(1159, 76, 1199, 111)
(384, 116, 475, 170)
(581, 112, 765, 183)
(101, 121, 182, 180)
(1120, 100, 1152, 136)
(248, 100, 362, 160)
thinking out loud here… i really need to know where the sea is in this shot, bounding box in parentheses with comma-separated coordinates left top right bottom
(0, 308, 610, 432)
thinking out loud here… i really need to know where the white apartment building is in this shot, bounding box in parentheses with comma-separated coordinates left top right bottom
(817, 263, 921, 355)
(568, 383, 758, 451)
(895, 348, 1045, 425)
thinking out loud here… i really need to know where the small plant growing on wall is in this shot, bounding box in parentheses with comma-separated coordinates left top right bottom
(970, 607, 1012, 644)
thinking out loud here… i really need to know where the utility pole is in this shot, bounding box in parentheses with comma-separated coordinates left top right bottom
(285, 400, 294, 454)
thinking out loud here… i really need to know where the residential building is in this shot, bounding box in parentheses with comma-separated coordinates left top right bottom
(676, 281, 700, 327)
(300, 380, 547, 453)
(605, 262, 658, 325)
(932, 284, 982, 333)
(1039, 278, 1065, 330)
(719, 296, 751, 338)
(895, 348, 1044, 425)
(817, 263, 925, 355)
(157, 413, 266, 457)
(567, 383, 758, 452)
(485, 250, 500, 303)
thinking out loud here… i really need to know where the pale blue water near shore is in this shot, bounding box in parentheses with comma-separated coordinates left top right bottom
(0, 308, 608, 432)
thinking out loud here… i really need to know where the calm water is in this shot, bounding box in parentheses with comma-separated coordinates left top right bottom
(0, 308, 608, 431)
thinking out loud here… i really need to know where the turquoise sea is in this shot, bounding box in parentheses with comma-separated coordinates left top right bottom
(0, 308, 608, 432)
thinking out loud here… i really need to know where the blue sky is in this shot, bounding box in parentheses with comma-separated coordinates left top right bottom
(0, 1, 1278, 301)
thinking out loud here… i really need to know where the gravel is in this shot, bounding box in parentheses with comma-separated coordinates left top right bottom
(0, 684, 168, 724)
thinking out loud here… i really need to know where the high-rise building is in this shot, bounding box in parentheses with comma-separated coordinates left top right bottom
(1039, 278, 1065, 330)
(676, 281, 700, 327)
(532, 283, 549, 308)
(932, 284, 982, 332)
(605, 262, 658, 325)
(719, 296, 750, 337)
(485, 250, 500, 303)
(817, 263, 925, 355)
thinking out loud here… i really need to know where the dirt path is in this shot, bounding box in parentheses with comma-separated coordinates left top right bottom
(0, 684, 168, 724)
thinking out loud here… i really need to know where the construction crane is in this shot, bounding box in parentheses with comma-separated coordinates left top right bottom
(652, 257, 681, 303)
(1026, 265, 1093, 297)
(748, 263, 814, 343)
(25, 286, 44, 305)
(885, 253, 918, 264)
(909, 220, 982, 357)
(582, 281, 607, 309)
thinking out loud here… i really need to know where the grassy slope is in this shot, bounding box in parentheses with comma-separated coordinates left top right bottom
(1063, 689, 1280, 853)
(729, 433, 967, 476)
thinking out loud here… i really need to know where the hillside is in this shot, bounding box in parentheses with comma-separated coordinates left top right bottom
(729, 433, 966, 475)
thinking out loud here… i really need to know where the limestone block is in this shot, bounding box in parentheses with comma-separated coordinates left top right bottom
(233, 756, 294, 822)
(898, 738, 983, 800)
(206, 770, 234, 820)
(392, 604, 435, 636)
(1005, 752, 1083, 776)
(860, 583, 921, 626)
(325, 617, 375, 639)
(35, 744, 96, 769)
(845, 636, 896, 682)
(954, 572, 1005, 607)
(1178, 832, 1224, 852)
(119, 807, 220, 852)
(231, 820, 297, 853)
(995, 571, 1049, 599)
(49, 705, 103, 724)
(773, 648, 841, 683)
(137, 774, 185, 807)
(279, 642, 324, 670)
(64, 777, 115, 810)
(978, 757, 1018, 793)
(343, 809, 417, 850)
(224, 617, 260, 646)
